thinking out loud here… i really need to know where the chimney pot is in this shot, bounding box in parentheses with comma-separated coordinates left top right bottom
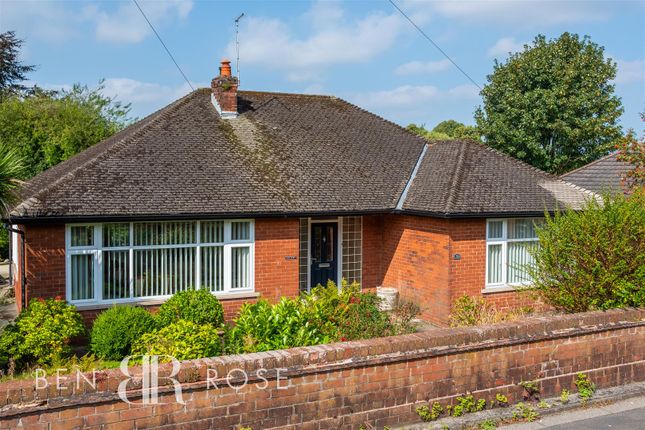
(219, 59, 232, 77)
(211, 58, 238, 118)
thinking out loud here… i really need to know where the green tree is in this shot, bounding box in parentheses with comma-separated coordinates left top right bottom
(0, 83, 132, 178)
(0, 31, 35, 99)
(407, 121, 480, 142)
(527, 191, 645, 312)
(0, 143, 25, 214)
(475, 33, 623, 174)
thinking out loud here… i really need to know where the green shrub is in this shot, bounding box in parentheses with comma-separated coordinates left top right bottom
(574, 372, 596, 402)
(1, 298, 84, 369)
(416, 402, 443, 421)
(528, 191, 645, 312)
(512, 402, 539, 422)
(132, 320, 222, 361)
(559, 389, 570, 404)
(156, 288, 224, 328)
(390, 300, 420, 335)
(338, 291, 393, 341)
(226, 298, 335, 354)
(90, 306, 156, 360)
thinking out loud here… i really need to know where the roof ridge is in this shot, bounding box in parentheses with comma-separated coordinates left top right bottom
(238, 89, 336, 99)
(444, 140, 468, 214)
(12, 90, 199, 216)
(560, 151, 620, 178)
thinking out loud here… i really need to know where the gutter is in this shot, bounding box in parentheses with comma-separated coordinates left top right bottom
(3, 224, 26, 310)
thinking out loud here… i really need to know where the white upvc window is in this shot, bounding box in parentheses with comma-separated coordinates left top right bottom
(66, 220, 254, 304)
(485, 218, 541, 290)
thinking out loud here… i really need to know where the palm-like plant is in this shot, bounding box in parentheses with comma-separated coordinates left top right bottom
(0, 143, 25, 215)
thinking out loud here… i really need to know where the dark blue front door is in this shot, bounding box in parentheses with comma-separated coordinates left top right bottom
(310, 222, 338, 289)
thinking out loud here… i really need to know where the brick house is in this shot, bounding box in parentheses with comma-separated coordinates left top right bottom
(6, 60, 592, 325)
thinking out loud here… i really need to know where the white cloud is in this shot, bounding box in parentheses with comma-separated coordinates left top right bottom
(430, 0, 607, 25)
(394, 59, 451, 75)
(487, 37, 525, 58)
(352, 84, 479, 109)
(0, 0, 193, 45)
(100, 78, 193, 104)
(227, 1, 411, 82)
(614, 59, 645, 85)
(88, 0, 193, 44)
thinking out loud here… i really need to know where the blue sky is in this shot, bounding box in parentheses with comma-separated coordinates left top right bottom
(2, 0, 644, 130)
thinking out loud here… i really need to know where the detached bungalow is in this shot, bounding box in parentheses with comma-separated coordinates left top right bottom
(6, 60, 591, 325)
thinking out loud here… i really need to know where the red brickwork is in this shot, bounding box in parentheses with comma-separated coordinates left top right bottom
(379, 215, 451, 325)
(1, 309, 642, 430)
(361, 215, 383, 292)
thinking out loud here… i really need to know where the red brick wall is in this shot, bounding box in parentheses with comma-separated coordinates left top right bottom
(19, 224, 66, 311)
(379, 215, 452, 325)
(1, 309, 642, 430)
(253, 218, 300, 304)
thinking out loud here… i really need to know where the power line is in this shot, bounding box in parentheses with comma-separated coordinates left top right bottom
(132, 0, 194, 91)
(388, 0, 482, 90)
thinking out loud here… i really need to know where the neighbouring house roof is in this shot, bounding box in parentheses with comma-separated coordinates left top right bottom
(9, 88, 592, 222)
(560, 152, 631, 194)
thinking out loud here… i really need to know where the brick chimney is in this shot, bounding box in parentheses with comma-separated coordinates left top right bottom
(211, 58, 238, 119)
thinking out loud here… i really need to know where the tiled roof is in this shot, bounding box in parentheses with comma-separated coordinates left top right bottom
(402, 140, 593, 216)
(11, 89, 425, 220)
(10, 89, 592, 221)
(560, 152, 631, 194)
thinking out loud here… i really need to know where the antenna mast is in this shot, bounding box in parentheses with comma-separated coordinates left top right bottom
(234, 13, 245, 85)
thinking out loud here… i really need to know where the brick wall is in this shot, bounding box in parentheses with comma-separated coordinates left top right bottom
(18, 224, 66, 311)
(379, 215, 451, 325)
(361, 215, 383, 291)
(1, 308, 642, 430)
(17, 219, 300, 322)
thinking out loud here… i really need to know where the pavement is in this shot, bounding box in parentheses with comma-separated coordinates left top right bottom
(502, 396, 645, 429)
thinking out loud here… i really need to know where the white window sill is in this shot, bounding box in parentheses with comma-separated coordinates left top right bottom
(482, 285, 519, 294)
(73, 291, 260, 311)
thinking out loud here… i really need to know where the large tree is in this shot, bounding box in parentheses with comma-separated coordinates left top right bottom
(0, 31, 35, 99)
(0, 83, 132, 178)
(475, 33, 623, 174)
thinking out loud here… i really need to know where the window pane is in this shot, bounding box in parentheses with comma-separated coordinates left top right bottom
(71, 254, 94, 300)
(508, 219, 538, 239)
(134, 247, 195, 297)
(487, 220, 503, 239)
(508, 241, 536, 284)
(134, 222, 195, 246)
(71, 226, 94, 247)
(103, 250, 129, 299)
(201, 221, 224, 243)
(487, 244, 502, 284)
(201, 246, 224, 291)
(231, 221, 250, 241)
(231, 247, 250, 289)
(103, 223, 130, 248)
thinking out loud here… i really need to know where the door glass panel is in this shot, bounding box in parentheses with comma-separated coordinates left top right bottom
(325, 225, 334, 261)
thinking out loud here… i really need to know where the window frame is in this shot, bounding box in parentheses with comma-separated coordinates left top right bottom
(65, 219, 254, 305)
(484, 218, 540, 291)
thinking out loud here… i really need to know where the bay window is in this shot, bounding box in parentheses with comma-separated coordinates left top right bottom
(485, 218, 541, 289)
(66, 220, 254, 304)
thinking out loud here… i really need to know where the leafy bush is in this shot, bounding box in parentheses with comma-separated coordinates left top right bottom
(449, 295, 532, 327)
(390, 300, 420, 334)
(528, 192, 645, 312)
(156, 288, 224, 328)
(0, 298, 84, 370)
(574, 372, 596, 402)
(226, 281, 410, 354)
(416, 402, 443, 421)
(90, 306, 156, 360)
(132, 320, 222, 361)
(225, 298, 335, 354)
